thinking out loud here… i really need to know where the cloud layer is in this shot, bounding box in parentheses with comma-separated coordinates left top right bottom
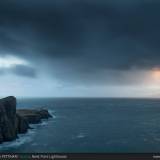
(0, 0, 160, 86)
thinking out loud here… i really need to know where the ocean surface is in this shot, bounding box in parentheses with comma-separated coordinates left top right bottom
(1, 98, 160, 153)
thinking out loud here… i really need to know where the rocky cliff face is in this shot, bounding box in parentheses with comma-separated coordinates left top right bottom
(0, 96, 17, 143)
(16, 114, 29, 134)
(0, 96, 52, 144)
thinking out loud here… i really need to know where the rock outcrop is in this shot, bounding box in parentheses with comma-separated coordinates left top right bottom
(0, 96, 52, 144)
(17, 109, 52, 124)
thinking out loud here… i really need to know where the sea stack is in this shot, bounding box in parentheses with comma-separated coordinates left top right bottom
(0, 96, 52, 144)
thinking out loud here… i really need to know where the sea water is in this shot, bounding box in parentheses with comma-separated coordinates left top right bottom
(1, 98, 160, 153)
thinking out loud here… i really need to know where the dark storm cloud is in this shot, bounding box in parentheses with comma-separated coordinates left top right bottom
(0, 65, 37, 78)
(0, 0, 160, 84)
(11, 65, 37, 78)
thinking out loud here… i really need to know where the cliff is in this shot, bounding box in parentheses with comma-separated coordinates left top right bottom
(0, 96, 52, 144)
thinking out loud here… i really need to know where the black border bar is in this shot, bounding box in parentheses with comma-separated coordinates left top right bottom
(0, 153, 160, 160)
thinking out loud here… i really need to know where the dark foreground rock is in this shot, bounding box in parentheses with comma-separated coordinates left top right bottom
(0, 96, 17, 143)
(0, 96, 52, 144)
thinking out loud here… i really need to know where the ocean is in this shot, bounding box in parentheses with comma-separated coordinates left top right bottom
(1, 98, 160, 153)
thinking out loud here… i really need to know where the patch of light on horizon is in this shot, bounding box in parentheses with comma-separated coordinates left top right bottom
(0, 55, 28, 68)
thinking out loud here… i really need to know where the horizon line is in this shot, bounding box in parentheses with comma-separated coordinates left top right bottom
(0, 96, 159, 99)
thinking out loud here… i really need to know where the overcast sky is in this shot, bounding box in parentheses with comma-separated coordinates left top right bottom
(0, 0, 160, 97)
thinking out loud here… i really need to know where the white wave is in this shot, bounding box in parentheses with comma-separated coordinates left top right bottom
(48, 109, 57, 119)
(30, 121, 47, 128)
(52, 115, 57, 119)
(48, 109, 55, 115)
(0, 130, 35, 150)
(76, 133, 86, 139)
(39, 121, 48, 126)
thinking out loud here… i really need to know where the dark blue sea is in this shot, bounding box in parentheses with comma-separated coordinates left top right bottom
(1, 98, 160, 153)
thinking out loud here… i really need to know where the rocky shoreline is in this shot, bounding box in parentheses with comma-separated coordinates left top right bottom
(0, 96, 52, 144)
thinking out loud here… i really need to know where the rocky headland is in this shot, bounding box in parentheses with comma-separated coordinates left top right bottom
(0, 96, 52, 144)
